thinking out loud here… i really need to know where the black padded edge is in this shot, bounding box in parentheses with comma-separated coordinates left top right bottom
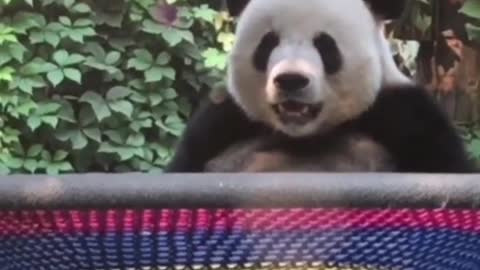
(0, 174, 480, 210)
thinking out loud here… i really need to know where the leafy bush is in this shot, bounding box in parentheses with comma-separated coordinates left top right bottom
(0, 0, 234, 174)
(2, 0, 480, 175)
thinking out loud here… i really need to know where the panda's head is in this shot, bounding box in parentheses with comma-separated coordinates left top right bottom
(226, 0, 411, 137)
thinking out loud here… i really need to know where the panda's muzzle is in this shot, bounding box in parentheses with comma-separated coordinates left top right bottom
(272, 101, 323, 124)
(270, 72, 322, 124)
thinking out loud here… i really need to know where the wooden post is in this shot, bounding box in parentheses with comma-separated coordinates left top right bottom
(415, 0, 480, 124)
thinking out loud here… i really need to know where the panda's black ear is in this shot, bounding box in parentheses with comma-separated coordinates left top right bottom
(226, 0, 250, 17)
(364, 0, 407, 20)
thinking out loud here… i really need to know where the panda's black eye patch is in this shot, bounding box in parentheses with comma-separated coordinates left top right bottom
(253, 31, 279, 72)
(313, 33, 342, 75)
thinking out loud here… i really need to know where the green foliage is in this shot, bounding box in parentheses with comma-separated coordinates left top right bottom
(460, 0, 480, 42)
(391, 0, 480, 43)
(388, 0, 433, 40)
(0, 0, 234, 174)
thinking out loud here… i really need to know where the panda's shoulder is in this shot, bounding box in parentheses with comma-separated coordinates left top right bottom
(355, 83, 457, 148)
(185, 92, 265, 140)
(375, 84, 436, 107)
(362, 84, 445, 124)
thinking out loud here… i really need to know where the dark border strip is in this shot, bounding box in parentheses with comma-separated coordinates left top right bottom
(0, 173, 480, 210)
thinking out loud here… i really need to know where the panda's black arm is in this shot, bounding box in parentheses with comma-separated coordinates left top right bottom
(165, 96, 263, 172)
(359, 85, 476, 173)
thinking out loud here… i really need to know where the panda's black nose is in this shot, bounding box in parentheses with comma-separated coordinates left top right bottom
(274, 73, 310, 92)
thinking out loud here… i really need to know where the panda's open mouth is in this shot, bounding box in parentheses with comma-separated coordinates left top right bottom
(272, 101, 323, 124)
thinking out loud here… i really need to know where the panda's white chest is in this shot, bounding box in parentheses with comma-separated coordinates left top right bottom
(205, 133, 396, 172)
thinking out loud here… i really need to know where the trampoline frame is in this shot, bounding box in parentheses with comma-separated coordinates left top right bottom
(0, 173, 479, 210)
(2, 173, 480, 270)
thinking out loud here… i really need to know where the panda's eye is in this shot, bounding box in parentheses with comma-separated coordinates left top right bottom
(253, 31, 279, 72)
(313, 33, 342, 75)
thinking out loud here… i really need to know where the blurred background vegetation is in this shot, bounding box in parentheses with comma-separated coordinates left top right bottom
(0, 0, 479, 174)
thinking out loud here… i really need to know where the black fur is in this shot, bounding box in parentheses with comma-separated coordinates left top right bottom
(165, 98, 267, 172)
(358, 86, 475, 173)
(226, 0, 407, 20)
(226, 0, 250, 17)
(313, 33, 343, 75)
(165, 85, 475, 173)
(253, 32, 280, 72)
(363, 0, 407, 20)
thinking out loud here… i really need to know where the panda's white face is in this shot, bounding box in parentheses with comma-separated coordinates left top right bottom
(227, 0, 410, 137)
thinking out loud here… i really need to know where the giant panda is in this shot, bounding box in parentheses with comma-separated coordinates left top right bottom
(165, 0, 475, 173)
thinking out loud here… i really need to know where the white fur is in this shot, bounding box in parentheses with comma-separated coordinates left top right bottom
(227, 0, 412, 137)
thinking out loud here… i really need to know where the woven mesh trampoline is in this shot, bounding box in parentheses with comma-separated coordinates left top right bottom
(1, 173, 479, 270)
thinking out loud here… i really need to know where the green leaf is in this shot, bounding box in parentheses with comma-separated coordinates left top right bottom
(45, 31, 60, 47)
(161, 28, 184, 46)
(193, 5, 217, 23)
(0, 67, 14, 81)
(6, 157, 23, 170)
(145, 66, 164, 82)
(62, 0, 75, 8)
(64, 54, 85, 65)
(74, 19, 94, 27)
(79, 105, 96, 126)
(99, 143, 138, 161)
(127, 49, 153, 71)
(6, 43, 27, 62)
(74, 131, 88, 149)
(469, 140, 480, 158)
(460, 0, 480, 19)
(21, 59, 57, 74)
(0, 50, 11, 66)
(73, 3, 91, 13)
(105, 51, 121, 65)
(59, 16, 72, 26)
(36, 102, 61, 115)
(93, 8, 124, 28)
(106, 86, 132, 100)
(53, 150, 69, 161)
(155, 52, 171, 65)
(162, 88, 178, 99)
(71, 130, 88, 149)
(27, 144, 43, 158)
(109, 100, 133, 118)
(14, 99, 37, 115)
(45, 161, 73, 175)
(47, 69, 64, 87)
(202, 48, 227, 70)
(466, 23, 480, 42)
(42, 116, 59, 128)
(83, 127, 101, 143)
(157, 114, 186, 136)
(53, 50, 69, 65)
(58, 101, 76, 123)
(24, 159, 38, 173)
(127, 133, 145, 147)
(80, 91, 111, 121)
(145, 66, 175, 82)
(12, 76, 46, 94)
(218, 32, 235, 51)
(56, 129, 88, 150)
(64, 68, 82, 83)
(141, 19, 165, 34)
(104, 130, 124, 144)
(27, 115, 42, 131)
(149, 93, 163, 106)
